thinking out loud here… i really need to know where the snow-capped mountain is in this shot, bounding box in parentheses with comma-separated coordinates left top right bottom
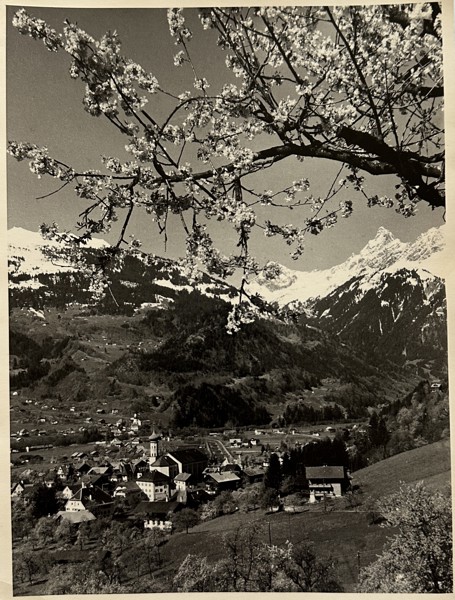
(8, 227, 109, 288)
(8, 227, 234, 310)
(250, 226, 445, 305)
(312, 266, 446, 365)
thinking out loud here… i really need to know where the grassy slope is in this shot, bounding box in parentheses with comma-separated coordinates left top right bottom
(352, 437, 452, 499)
(161, 507, 393, 591)
(162, 438, 452, 591)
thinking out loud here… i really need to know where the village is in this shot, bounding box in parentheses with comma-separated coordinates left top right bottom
(11, 413, 354, 535)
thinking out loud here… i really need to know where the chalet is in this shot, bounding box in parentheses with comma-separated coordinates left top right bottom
(65, 484, 114, 518)
(305, 466, 349, 502)
(113, 481, 145, 500)
(135, 500, 182, 531)
(205, 471, 241, 493)
(11, 481, 25, 499)
(243, 468, 265, 485)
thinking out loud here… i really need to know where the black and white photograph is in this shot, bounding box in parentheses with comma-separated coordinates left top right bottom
(5, 1, 453, 595)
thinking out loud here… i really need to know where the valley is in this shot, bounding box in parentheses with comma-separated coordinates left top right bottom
(8, 225, 451, 595)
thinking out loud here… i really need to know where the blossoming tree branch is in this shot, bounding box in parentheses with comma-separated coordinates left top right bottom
(8, 5, 444, 328)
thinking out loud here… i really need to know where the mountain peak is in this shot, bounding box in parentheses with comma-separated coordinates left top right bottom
(249, 226, 443, 305)
(376, 225, 394, 238)
(373, 226, 396, 243)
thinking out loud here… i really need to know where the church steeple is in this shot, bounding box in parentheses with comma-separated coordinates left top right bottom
(149, 430, 161, 464)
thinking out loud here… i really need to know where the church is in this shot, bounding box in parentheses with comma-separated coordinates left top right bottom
(135, 432, 208, 502)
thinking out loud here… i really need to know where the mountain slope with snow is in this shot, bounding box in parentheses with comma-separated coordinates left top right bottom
(249, 226, 445, 305)
(8, 226, 235, 309)
(8, 227, 109, 288)
(312, 266, 446, 367)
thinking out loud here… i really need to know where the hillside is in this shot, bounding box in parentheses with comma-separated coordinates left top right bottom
(10, 293, 415, 431)
(352, 438, 452, 499)
(312, 267, 446, 367)
(8, 225, 447, 429)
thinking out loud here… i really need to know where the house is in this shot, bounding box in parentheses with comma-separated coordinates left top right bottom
(243, 468, 265, 485)
(132, 458, 149, 477)
(81, 472, 111, 492)
(221, 463, 243, 475)
(11, 481, 25, 499)
(113, 480, 145, 500)
(305, 466, 349, 502)
(109, 460, 132, 482)
(205, 471, 241, 493)
(89, 465, 112, 476)
(174, 473, 192, 503)
(74, 462, 92, 477)
(61, 484, 80, 500)
(55, 509, 96, 524)
(136, 470, 171, 502)
(65, 484, 114, 518)
(134, 500, 182, 531)
(229, 438, 242, 447)
(130, 415, 142, 432)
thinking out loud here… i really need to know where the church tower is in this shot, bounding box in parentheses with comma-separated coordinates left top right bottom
(149, 431, 161, 464)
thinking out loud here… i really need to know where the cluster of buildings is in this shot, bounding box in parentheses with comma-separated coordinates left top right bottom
(12, 429, 352, 531)
(12, 432, 267, 531)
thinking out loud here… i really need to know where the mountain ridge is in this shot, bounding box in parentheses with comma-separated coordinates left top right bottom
(249, 226, 445, 305)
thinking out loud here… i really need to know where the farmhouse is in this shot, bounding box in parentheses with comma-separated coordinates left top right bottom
(65, 484, 114, 518)
(205, 471, 241, 493)
(11, 481, 25, 499)
(305, 466, 349, 502)
(134, 500, 182, 531)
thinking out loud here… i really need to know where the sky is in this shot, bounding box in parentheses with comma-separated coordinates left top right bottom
(6, 6, 446, 272)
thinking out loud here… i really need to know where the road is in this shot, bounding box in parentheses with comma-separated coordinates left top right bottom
(205, 436, 235, 463)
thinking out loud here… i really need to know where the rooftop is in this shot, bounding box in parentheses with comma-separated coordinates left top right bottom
(305, 466, 346, 480)
(135, 500, 181, 517)
(139, 470, 171, 483)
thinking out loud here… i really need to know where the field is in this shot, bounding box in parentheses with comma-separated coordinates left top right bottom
(159, 504, 392, 591)
(353, 437, 452, 498)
